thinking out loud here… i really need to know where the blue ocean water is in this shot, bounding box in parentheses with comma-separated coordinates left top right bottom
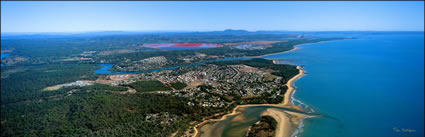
(262, 32, 424, 137)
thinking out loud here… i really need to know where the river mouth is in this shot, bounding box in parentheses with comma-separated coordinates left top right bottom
(198, 105, 319, 137)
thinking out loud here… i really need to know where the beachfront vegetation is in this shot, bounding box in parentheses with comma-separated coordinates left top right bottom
(247, 116, 277, 137)
(170, 82, 187, 90)
(87, 83, 128, 91)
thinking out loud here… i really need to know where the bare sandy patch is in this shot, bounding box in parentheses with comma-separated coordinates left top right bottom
(98, 49, 135, 55)
(195, 52, 207, 57)
(261, 108, 308, 137)
(108, 74, 137, 81)
(189, 81, 204, 87)
(43, 85, 63, 91)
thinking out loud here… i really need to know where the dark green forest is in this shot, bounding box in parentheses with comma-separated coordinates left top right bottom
(170, 82, 187, 90)
(1, 64, 100, 105)
(1, 69, 233, 136)
(126, 80, 172, 92)
(246, 116, 277, 137)
(0, 58, 296, 137)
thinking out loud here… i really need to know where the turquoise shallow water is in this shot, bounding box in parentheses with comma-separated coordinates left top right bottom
(262, 32, 424, 137)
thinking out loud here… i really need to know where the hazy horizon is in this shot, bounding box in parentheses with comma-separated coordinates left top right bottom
(2, 29, 425, 34)
(2, 1, 424, 33)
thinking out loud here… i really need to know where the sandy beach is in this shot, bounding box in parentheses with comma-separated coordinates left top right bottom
(249, 47, 300, 58)
(261, 108, 308, 137)
(248, 39, 348, 59)
(192, 65, 307, 137)
(282, 66, 305, 106)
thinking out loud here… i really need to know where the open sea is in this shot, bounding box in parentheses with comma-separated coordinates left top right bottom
(262, 32, 424, 137)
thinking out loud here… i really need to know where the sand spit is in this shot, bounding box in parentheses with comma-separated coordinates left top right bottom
(249, 39, 348, 59)
(261, 108, 308, 137)
(249, 47, 300, 58)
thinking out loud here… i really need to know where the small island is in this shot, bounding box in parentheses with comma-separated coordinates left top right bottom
(246, 116, 277, 137)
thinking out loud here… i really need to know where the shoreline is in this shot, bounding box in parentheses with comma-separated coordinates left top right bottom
(249, 47, 300, 58)
(191, 39, 348, 137)
(246, 39, 343, 59)
(99, 39, 343, 75)
(192, 65, 307, 137)
(282, 65, 305, 106)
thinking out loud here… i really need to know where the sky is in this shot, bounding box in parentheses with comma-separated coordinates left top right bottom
(1, 1, 424, 33)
